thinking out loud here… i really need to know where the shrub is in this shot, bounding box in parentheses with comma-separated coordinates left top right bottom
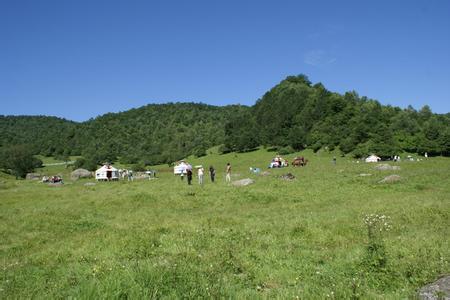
(218, 144, 232, 154)
(0, 145, 43, 178)
(131, 162, 146, 172)
(73, 157, 98, 171)
(278, 146, 295, 155)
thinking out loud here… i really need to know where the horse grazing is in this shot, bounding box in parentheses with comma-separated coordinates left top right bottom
(292, 156, 308, 167)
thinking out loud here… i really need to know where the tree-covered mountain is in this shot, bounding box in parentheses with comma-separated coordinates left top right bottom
(1, 74, 449, 171)
(0, 115, 80, 155)
(252, 75, 450, 157)
(1, 103, 249, 169)
(225, 75, 450, 157)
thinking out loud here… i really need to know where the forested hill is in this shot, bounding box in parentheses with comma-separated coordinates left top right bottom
(0, 115, 80, 154)
(244, 75, 450, 157)
(0, 103, 250, 166)
(1, 75, 450, 169)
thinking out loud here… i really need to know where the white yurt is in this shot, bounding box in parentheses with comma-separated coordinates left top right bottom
(95, 164, 119, 181)
(174, 161, 191, 175)
(365, 154, 381, 163)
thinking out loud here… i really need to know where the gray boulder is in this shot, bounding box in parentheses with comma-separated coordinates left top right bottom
(232, 178, 254, 187)
(71, 168, 92, 180)
(375, 164, 401, 171)
(280, 173, 296, 181)
(418, 275, 450, 300)
(26, 173, 41, 180)
(379, 175, 401, 183)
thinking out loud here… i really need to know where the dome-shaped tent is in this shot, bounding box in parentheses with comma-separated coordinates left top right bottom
(174, 161, 191, 175)
(365, 155, 381, 163)
(95, 165, 119, 181)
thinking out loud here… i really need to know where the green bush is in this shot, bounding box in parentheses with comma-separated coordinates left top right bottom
(278, 146, 295, 155)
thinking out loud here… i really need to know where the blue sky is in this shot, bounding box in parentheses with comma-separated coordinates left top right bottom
(1, 0, 449, 121)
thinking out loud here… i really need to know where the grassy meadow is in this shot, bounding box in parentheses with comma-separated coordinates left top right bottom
(1, 148, 449, 298)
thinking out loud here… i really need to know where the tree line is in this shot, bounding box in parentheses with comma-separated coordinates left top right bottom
(1, 75, 449, 177)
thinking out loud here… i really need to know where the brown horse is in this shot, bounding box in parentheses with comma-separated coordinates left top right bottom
(292, 157, 308, 167)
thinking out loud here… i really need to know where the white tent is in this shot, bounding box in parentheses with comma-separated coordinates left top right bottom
(95, 165, 119, 181)
(174, 161, 191, 175)
(365, 155, 381, 163)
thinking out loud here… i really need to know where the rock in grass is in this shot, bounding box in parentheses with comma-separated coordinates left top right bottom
(84, 182, 96, 186)
(379, 175, 401, 183)
(232, 178, 254, 186)
(280, 173, 296, 181)
(359, 173, 372, 177)
(261, 171, 271, 176)
(71, 168, 92, 180)
(418, 275, 450, 299)
(375, 164, 401, 171)
(26, 173, 41, 180)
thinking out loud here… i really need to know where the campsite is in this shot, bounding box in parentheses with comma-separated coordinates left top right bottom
(1, 148, 449, 298)
(2, 1, 450, 297)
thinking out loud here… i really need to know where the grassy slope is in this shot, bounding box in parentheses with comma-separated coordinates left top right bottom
(0, 149, 449, 298)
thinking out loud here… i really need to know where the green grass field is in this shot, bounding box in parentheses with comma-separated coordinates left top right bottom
(1, 149, 449, 298)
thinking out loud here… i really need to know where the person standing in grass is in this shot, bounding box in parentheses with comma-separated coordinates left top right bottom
(198, 166, 204, 185)
(209, 166, 215, 183)
(186, 169, 192, 185)
(225, 163, 231, 183)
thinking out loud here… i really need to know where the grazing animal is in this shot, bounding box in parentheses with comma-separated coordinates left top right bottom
(292, 157, 308, 167)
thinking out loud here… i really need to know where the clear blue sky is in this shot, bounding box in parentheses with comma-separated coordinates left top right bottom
(1, 0, 449, 121)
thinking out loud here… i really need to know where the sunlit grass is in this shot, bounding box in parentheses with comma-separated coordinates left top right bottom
(0, 149, 449, 298)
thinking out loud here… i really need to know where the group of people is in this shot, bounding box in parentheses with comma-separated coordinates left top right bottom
(269, 155, 288, 168)
(119, 169, 134, 181)
(42, 175, 63, 183)
(181, 163, 231, 185)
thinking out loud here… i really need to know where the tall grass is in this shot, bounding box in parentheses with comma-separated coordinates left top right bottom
(0, 149, 449, 298)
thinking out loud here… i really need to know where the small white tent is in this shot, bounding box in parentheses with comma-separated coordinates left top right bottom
(174, 161, 191, 175)
(96, 165, 119, 181)
(365, 155, 381, 163)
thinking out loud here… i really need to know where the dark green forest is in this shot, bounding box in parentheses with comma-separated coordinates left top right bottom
(1, 75, 450, 173)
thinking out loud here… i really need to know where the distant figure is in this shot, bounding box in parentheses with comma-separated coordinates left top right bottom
(332, 156, 336, 165)
(186, 169, 193, 185)
(209, 166, 215, 183)
(425, 152, 428, 158)
(226, 163, 231, 183)
(198, 167, 204, 185)
(128, 170, 134, 181)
